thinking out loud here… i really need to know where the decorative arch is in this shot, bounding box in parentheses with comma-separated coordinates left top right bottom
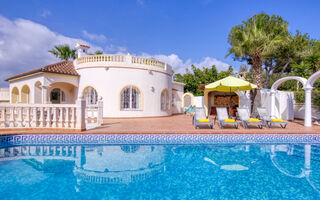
(182, 92, 194, 107)
(306, 70, 320, 88)
(160, 88, 170, 111)
(119, 85, 143, 110)
(11, 87, 19, 103)
(82, 86, 98, 105)
(271, 76, 307, 91)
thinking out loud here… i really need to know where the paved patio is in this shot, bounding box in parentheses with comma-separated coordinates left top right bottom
(1, 114, 320, 135)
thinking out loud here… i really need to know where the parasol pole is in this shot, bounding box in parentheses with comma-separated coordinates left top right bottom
(229, 87, 232, 117)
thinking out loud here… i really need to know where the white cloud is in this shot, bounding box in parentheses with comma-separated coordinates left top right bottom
(0, 15, 229, 87)
(140, 53, 230, 74)
(0, 16, 101, 87)
(82, 30, 107, 43)
(105, 44, 128, 54)
(40, 9, 51, 18)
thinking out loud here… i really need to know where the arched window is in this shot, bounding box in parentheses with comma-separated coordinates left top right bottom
(83, 87, 98, 105)
(50, 88, 65, 104)
(161, 89, 169, 111)
(120, 86, 140, 110)
(11, 87, 19, 103)
(21, 85, 30, 104)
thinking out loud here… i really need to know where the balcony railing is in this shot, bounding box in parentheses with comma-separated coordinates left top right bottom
(131, 56, 165, 69)
(76, 54, 166, 69)
(0, 99, 103, 130)
(77, 55, 125, 64)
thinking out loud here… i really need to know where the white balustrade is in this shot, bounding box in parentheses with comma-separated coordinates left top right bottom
(77, 55, 125, 64)
(0, 101, 101, 130)
(76, 54, 166, 69)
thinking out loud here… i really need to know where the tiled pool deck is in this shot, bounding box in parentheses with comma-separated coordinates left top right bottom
(0, 114, 320, 135)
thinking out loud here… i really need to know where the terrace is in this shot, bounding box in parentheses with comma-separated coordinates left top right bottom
(0, 114, 319, 135)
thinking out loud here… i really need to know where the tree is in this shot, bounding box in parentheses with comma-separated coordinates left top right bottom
(227, 13, 289, 114)
(173, 65, 233, 96)
(227, 13, 289, 89)
(49, 45, 76, 61)
(89, 50, 104, 55)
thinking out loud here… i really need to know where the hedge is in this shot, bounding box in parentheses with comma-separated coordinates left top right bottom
(294, 90, 320, 106)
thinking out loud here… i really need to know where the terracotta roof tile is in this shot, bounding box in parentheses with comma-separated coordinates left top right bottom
(6, 61, 79, 81)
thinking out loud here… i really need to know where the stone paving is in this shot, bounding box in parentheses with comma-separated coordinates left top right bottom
(1, 114, 320, 135)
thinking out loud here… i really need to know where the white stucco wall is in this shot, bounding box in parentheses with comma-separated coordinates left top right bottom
(172, 82, 184, 114)
(194, 96, 204, 107)
(75, 56, 184, 118)
(260, 89, 294, 120)
(0, 88, 9, 104)
(8, 73, 79, 104)
(77, 67, 172, 117)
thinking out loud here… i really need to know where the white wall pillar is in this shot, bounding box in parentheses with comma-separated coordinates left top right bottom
(304, 87, 313, 127)
(270, 89, 276, 118)
(98, 96, 103, 125)
(76, 96, 86, 130)
(42, 86, 49, 104)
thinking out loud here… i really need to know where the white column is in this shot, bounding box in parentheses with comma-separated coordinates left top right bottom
(0, 107, 5, 128)
(25, 107, 31, 127)
(9, 107, 15, 127)
(98, 97, 104, 125)
(46, 107, 51, 128)
(270, 89, 276, 118)
(52, 107, 57, 128)
(76, 96, 86, 130)
(39, 107, 45, 127)
(42, 86, 49, 104)
(304, 87, 313, 127)
(32, 107, 38, 127)
(17, 107, 23, 127)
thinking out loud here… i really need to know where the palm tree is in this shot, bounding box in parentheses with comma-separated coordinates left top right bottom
(49, 45, 76, 61)
(227, 13, 289, 114)
(227, 13, 289, 89)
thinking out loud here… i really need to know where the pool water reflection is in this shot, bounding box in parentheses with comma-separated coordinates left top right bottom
(0, 144, 319, 199)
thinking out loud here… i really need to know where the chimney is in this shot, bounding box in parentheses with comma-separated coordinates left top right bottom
(75, 42, 90, 58)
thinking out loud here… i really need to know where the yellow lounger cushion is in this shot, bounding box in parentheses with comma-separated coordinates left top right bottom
(199, 119, 210, 123)
(248, 118, 260, 123)
(272, 119, 283, 122)
(225, 119, 235, 123)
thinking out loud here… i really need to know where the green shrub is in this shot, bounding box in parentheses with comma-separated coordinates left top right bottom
(293, 90, 320, 105)
(294, 91, 305, 103)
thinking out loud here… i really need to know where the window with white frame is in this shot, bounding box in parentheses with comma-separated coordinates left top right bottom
(120, 86, 140, 110)
(161, 89, 169, 111)
(84, 87, 98, 105)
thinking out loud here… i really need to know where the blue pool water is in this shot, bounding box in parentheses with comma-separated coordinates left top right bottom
(0, 135, 320, 199)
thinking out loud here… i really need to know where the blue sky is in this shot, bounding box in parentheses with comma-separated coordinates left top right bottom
(0, 0, 319, 86)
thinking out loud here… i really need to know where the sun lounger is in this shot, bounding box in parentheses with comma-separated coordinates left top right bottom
(216, 107, 238, 129)
(237, 108, 263, 129)
(193, 107, 214, 129)
(257, 107, 288, 128)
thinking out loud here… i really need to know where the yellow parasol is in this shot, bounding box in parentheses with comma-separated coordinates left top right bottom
(205, 76, 257, 116)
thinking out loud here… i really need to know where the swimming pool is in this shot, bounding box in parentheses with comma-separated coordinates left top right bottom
(0, 134, 319, 199)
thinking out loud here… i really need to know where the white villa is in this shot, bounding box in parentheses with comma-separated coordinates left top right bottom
(4, 43, 184, 119)
(1, 43, 319, 130)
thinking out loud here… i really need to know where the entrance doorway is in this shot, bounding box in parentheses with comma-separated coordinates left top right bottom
(50, 88, 65, 104)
